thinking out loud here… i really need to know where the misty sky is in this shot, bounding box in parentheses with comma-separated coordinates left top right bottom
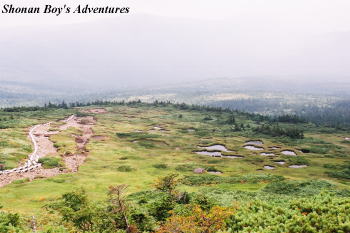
(0, 0, 349, 89)
(2, 0, 350, 32)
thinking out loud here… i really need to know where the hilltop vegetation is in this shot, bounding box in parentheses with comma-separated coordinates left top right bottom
(0, 101, 349, 232)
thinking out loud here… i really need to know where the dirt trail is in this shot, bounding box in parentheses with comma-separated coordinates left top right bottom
(63, 116, 95, 172)
(0, 115, 96, 187)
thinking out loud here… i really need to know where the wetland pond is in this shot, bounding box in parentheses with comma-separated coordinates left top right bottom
(274, 160, 286, 165)
(222, 155, 244, 158)
(199, 144, 231, 152)
(245, 140, 263, 145)
(195, 151, 222, 157)
(289, 165, 308, 168)
(260, 152, 276, 156)
(244, 145, 264, 151)
(281, 150, 297, 156)
(195, 151, 244, 159)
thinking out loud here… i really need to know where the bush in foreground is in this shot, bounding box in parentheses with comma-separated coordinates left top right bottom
(0, 175, 349, 232)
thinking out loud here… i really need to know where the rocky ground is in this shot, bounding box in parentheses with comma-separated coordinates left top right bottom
(0, 113, 97, 187)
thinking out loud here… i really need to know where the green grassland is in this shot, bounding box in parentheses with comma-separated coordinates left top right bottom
(0, 109, 76, 169)
(0, 103, 349, 231)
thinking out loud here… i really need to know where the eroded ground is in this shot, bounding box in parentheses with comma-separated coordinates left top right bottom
(0, 115, 95, 187)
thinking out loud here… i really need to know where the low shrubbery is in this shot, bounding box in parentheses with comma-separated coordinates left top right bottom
(254, 124, 304, 139)
(0, 174, 349, 232)
(0, 210, 23, 232)
(182, 174, 284, 186)
(175, 164, 197, 172)
(205, 166, 222, 173)
(12, 178, 30, 185)
(308, 146, 330, 154)
(117, 165, 134, 172)
(153, 163, 168, 169)
(38, 157, 63, 169)
(116, 132, 160, 140)
(137, 140, 156, 148)
(286, 156, 310, 165)
(226, 193, 350, 233)
(325, 162, 350, 179)
(0, 142, 9, 148)
(194, 129, 212, 137)
(263, 180, 332, 196)
(75, 112, 90, 117)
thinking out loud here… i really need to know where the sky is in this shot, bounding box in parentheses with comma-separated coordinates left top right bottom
(1, 0, 350, 32)
(0, 0, 350, 89)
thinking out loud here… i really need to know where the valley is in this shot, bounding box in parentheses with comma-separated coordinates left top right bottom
(0, 103, 348, 225)
(1, 1, 350, 231)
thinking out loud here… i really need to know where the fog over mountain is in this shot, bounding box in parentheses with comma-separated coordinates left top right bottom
(0, 12, 349, 92)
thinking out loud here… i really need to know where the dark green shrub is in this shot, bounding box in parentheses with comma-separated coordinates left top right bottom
(0, 211, 22, 232)
(147, 193, 175, 222)
(192, 194, 216, 211)
(38, 157, 63, 169)
(153, 163, 168, 169)
(203, 115, 213, 121)
(254, 124, 304, 139)
(205, 166, 222, 173)
(46, 189, 95, 232)
(263, 180, 332, 196)
(138, 140, 155, 148)
(129, 207, 156, 232)
(177, 192, 191, 204)
(116, 132, 160, 140)
(175, 164, 196, 172)
(0, 142, 9, 147)
(75, 112, 90, 117)
(226, 193, 350, 233)
(12, 178, 30, 185)
(182, 174, 285, 186)
(286, 156, 310, 165)
(325, 162, 350, 179)
(117, 165, 134, 172)
(307, 146, 330, 154)
(226, 115, 236, 124)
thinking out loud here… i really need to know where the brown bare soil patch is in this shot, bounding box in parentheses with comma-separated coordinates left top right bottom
(63, 153, 87, 173)
(0, 168, 62, 186)
(82, 108, 108, 114)
(0, 115, 96, 187)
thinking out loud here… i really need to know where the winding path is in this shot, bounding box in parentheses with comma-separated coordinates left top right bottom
(0, 113, 96, 187)
(0, 117, 73, 175)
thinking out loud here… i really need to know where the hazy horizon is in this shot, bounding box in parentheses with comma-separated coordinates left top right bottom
(1, 1, 350, 91)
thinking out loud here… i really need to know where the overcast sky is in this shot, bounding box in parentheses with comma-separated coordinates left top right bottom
(1, 0, 350, 33)
(0, 0, 349, 89)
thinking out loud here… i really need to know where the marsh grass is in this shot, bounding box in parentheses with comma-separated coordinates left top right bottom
(0, 104, 348, 215)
